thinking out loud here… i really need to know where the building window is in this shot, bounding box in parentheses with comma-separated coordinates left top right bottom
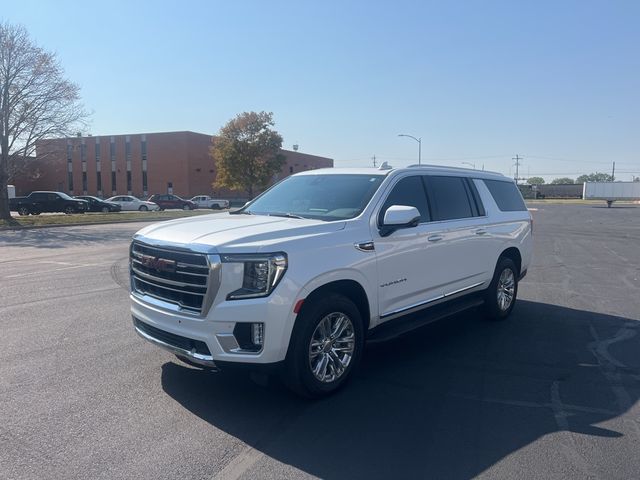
(95, 138, 101, 194)
(141, 136, 147, 195)
(127, 171, 132, 193)
(82, 172, 88, 193)
(66, 143, 73, 191)
(110, 138, 116, 193)
(125, 136, 131, 168)
(289, 166, 293, 174)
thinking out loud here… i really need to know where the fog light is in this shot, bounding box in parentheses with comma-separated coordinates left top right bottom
(251, 323, 264, 347)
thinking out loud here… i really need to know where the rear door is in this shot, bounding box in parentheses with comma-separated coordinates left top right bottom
(52, 193, 65, 212)
(422, 175, 493, 294)
(121, 197, 134, 210)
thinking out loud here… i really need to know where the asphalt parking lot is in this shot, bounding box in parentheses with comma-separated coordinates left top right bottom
(1, 204, 639, 480)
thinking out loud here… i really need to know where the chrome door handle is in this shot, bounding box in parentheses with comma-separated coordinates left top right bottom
(474, 229, 487, 235)
(428, 235, 443, 242)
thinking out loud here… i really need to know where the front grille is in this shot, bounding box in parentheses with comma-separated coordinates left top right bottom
(134, 317, 211, 356)
(130, 241, 210, 314)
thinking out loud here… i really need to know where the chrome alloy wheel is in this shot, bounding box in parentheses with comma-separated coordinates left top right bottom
(497, 268, 515, 311)
(309, 312, 355, 383)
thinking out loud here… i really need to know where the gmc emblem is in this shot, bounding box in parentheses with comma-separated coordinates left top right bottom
(140, 254, 177, 273)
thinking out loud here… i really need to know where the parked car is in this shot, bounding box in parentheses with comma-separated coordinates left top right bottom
(189, 195, 230, 210)
(130, 165, 533, 397)
(148, 194, 197, 211)
(10, 191, 88, 215)
(105, 195, 159, 211)
(74, 195, 122, 213)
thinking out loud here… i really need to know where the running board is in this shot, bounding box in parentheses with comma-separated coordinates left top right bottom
(367, 294, 484, 344)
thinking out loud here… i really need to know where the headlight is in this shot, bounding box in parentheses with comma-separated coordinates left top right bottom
(221, 253, 287, 300)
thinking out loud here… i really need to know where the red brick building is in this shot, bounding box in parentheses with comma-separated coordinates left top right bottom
(13, 131, 333, 199)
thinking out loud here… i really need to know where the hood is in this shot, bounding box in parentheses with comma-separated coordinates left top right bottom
(134, 213, 346, 252)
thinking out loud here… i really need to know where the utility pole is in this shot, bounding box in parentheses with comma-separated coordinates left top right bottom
(512, 155, 523, 183)
(612, 161, 615, 181)
(372, 155, 377, 168)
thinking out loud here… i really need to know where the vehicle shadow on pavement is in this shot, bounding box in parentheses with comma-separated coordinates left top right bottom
(161, 300, 640, 479)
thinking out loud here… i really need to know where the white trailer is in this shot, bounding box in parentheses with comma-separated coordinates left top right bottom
(583, 181, 640, 207)
(7, 185, 16, 199)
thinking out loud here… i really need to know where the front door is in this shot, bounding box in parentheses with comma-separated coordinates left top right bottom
(372, 175, 449, 322)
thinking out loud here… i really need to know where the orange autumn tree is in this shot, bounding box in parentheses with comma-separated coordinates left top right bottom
(211, 111, 285, 198)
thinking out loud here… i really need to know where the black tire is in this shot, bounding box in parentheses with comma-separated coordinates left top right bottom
(211, 204, 221, 210)
(139, 205, 148, 211)
(64, 206, 75, 214)
(17, 206, 30, 216)
(282, 293, 364, 398)
(484, 257, 518, 320)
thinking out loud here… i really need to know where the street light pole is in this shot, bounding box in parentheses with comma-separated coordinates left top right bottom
(398, 134, 421, 165)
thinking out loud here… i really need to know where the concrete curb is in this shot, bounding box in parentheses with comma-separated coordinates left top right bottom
(0, 217, 181, 231)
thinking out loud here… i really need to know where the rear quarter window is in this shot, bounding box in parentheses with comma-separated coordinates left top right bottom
(483, 179, 527, 212)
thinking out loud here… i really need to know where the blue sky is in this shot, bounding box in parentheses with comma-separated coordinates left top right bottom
(4, 0, 639, 180)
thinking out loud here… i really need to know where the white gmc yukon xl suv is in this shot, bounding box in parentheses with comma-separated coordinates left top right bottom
(131, 165, 532, 397)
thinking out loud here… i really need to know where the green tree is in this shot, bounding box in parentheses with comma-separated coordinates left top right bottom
(526, 177, 545, 185)
(576, 172, 613, 183)
(211, 111, 285, 198)
(0, 23, 87, 220)
(550, 177, 575, 184)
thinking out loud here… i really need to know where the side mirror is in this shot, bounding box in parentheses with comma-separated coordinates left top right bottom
(380, 205, 421, 237)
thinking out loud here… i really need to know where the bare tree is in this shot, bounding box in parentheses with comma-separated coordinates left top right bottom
(0, 22, 88, 220)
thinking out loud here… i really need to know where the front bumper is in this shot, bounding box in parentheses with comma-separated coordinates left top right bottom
(131, 279, 303, 365)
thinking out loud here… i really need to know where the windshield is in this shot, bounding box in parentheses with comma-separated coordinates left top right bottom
(59, 192, 75, 200)
(243, 174, 385, 221)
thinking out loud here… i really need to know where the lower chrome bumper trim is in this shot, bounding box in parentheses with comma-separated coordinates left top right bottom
(133, 322, 218, 369)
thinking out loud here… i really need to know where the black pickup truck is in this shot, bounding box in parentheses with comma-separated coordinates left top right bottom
(9, 191, 88, 215)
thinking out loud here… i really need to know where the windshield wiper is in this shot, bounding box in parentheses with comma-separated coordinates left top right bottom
(267, 212, 306, 219)
(229, 209, 253, 215)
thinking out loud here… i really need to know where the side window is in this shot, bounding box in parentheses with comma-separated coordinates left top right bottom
(31, 193, 45, 201)
(483, 179, 527, 212)
(50, 193, 60, 201)
(379, 176, 430, 224)
(424, 176, 474, 221)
